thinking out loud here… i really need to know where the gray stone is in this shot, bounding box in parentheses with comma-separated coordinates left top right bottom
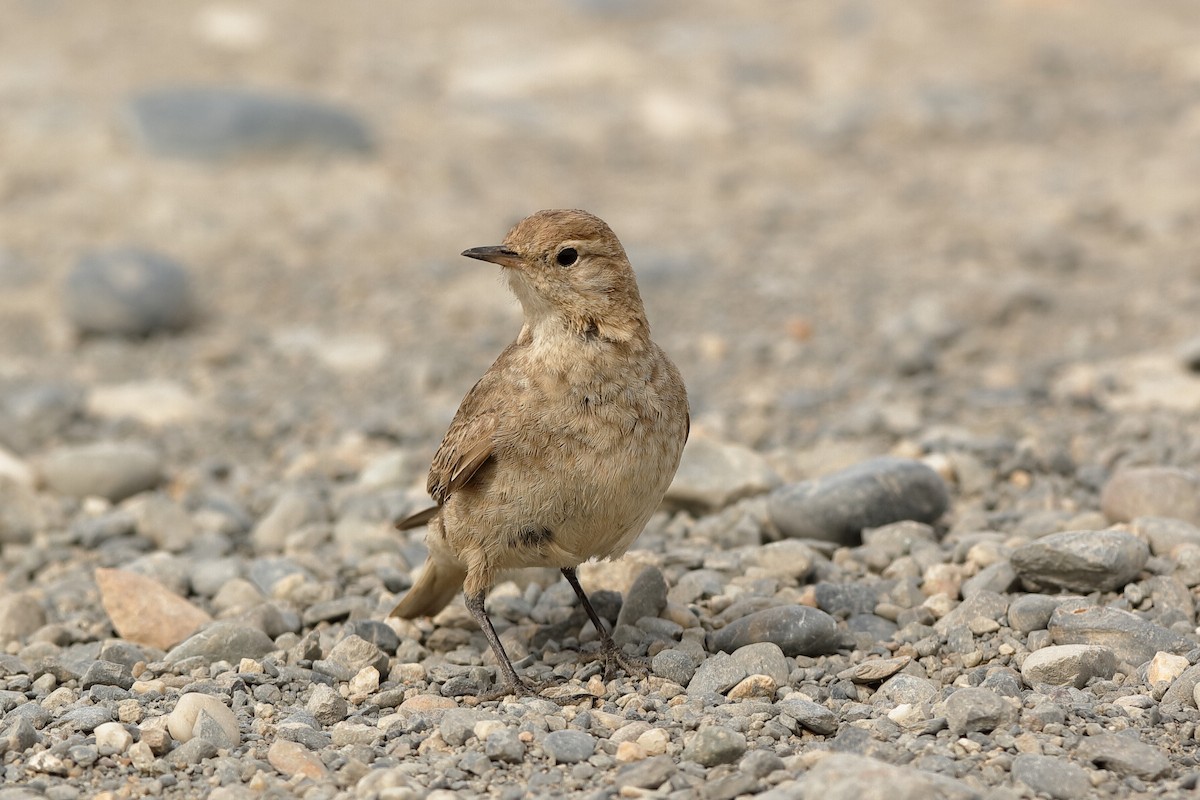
(0, 716, 41, 753)
(682, 725, 746, 767)
(252, 490, 327, 552)
(1011, 754, 1091, 800)
(542, 729, 595, 764)
(729, 642, 790, 684)
(652, 648, 698, 686)
(1162, 664, 1200, 708)
(80, 660, 135, 690)
(665, 436, 781, 511)
(615, 565, 668, 629)
(40, 442, 162, 502)
(709, 605, 840, 657)
(1011, 529, 1148, 592)
(59, 706, 114, 733)
(688, 652, 746, 695)
(1102, 467, 1200, 525)
(741, 749, 786, 779)
(130, 493, 195, 553)
(127, 86, 374, 160)
(0, 593, 45, 643)
(166, 736, 219, 767)
(1007, 594, 1062, 633)
(1020, 644, 1116, 688)
(799, 753, 979, 799)
(306, 683, 348, 726)
(874, 673, 938, 706)
(316, 634, 388, 680)
(961, 561, 1018, 596)
(737, 540, 817, 583)
(768, 457, 949, 544)
(64, 248, 195, 337)
(440, 709, 492, 747)
(1048, 604, 1190, 666)
(779, 698, 839, 734)
(615, 755, 675, 790)
(484, 729, 525, 763)
(1076, 732, 1170, 780)
(164, 621, 276, 664)
(0, 479, 42, 545)
(938, 687, 1015, 735)
(932, 590, 1008, 637)
(1130, 517, 1200, 556)
(814, 583, 879, 618)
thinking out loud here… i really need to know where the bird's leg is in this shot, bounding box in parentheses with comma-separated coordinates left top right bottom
(561, 567, 649, 681)
(465, 591, 537, 699)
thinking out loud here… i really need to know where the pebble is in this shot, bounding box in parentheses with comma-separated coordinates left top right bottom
(1147, 651, 1190, 685)
(164, 621, 276, 664)
(0, 593, 46, 643)
(64, 248, 195, 336)
(1007, 594, 1062, 633)
(87, 380, 207, 429)
(167, 693, 241, 748)
(681, 725, 746, 767)
(93, 721, 134, 755)
(709, 605, 840, 657)
(307, 683, 348, 726)
(317, 634, 388, 680)
(729, 642, 790, 684)
(484, 729, 525, 763)
(251, 489, 327, 552)
(615, 755, 675, 790)
(664, 435, 781, 511)
(127, 86, 374, 160)
(267, 739, 329, 781)
(1011, 753, 1092, 800)
(1047, 604, 1190, 666)
(39, 442, 162, 502)
(767, 457, 949, 544)
(1010, 529, 1148, 592)
(166, 736, 219, 767)
(938, 687, 1016, 734)
(1076, 732, 1171, 780)
(95, 567, 213, 650)
(1101, 467, 1200, 525)
(542, 730, 596, 764)
(778, 698, 839, 734)
(0, 477, 41, 544)
(652, 648, 699, 686)
(1019, 644, 1116, 688)
(687, 652, 745, 695)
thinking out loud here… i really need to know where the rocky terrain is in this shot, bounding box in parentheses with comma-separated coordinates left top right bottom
(3, 1, 1200, 798)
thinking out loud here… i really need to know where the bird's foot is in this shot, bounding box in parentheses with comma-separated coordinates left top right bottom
(475, 677, 593, 706)
(601, 640, 650, 682)
(476, 678, 540, 703)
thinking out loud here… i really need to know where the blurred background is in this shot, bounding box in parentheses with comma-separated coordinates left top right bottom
(1, 0, 1199, 482)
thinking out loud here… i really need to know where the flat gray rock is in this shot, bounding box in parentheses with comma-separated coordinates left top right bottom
(542, 730, 595, 764)
(681, 725, 746, 767)
(768, 457, 949, 544)
(1076, 732, 1171, 780)
(1048, 604, 1190, 667)
(798, 753, 979, 800)
(1011, 753, 1092, 800)
(665, 435, 781, 511)
(164, 621, 276, 664)
(1011, 529, 1148, 592)
(127, 86, 374, 160)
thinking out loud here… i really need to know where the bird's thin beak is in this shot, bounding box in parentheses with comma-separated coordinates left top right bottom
(462, 246, 522, 269)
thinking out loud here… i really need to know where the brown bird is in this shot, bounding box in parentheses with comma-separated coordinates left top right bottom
(390, 209, 689, 697)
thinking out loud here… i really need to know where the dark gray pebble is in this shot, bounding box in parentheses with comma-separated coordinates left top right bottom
(1011, 529, 1148, 593)
(709, 605, 839, 657)
(65, 248, 195, 337)
(768, 457, 949, 544)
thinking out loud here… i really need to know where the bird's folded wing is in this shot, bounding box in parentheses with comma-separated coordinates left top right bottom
(427, 410, 497, 503)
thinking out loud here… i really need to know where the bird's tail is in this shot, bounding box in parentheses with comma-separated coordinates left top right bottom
(389, 558, 467, 619)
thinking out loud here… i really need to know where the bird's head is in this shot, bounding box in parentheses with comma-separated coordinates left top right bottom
(462, 209, 648, 343)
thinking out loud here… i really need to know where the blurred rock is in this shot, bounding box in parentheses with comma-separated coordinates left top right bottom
(65, 248, 195, 337)
(127, 86, 373, 160)
(87, 380, 207, 428)
(1020, 644, 1116, 688)
(40, 442, 162, 502)
(665, 435, 781, 512)
(96, 567, 212, 650)
(1010, 530, 1148, 593)
(1101, 467, 1200, 525)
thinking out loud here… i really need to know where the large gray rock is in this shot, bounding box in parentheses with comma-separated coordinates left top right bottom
(665, 436, 781, 511)
(938, 687, 1015, 735)
(1048, 604, 1190, 667)
(1010, 529, 1148, 592)
(65, 248, 195, 337)
(1101, 467, 1200, 525)
(768, 457, 949, 544)
(127, 86, 374, 160)
(164, 621, 276, 664)
(1011, 754, 1092, 800)
(1076, 732, 1170, 780)
(709, 605, 840, 657)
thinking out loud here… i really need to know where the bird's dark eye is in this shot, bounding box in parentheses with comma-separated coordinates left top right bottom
(555, 247, 578, 267)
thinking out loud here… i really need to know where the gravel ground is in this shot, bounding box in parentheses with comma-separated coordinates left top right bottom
(4, 1, 1200, 798)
